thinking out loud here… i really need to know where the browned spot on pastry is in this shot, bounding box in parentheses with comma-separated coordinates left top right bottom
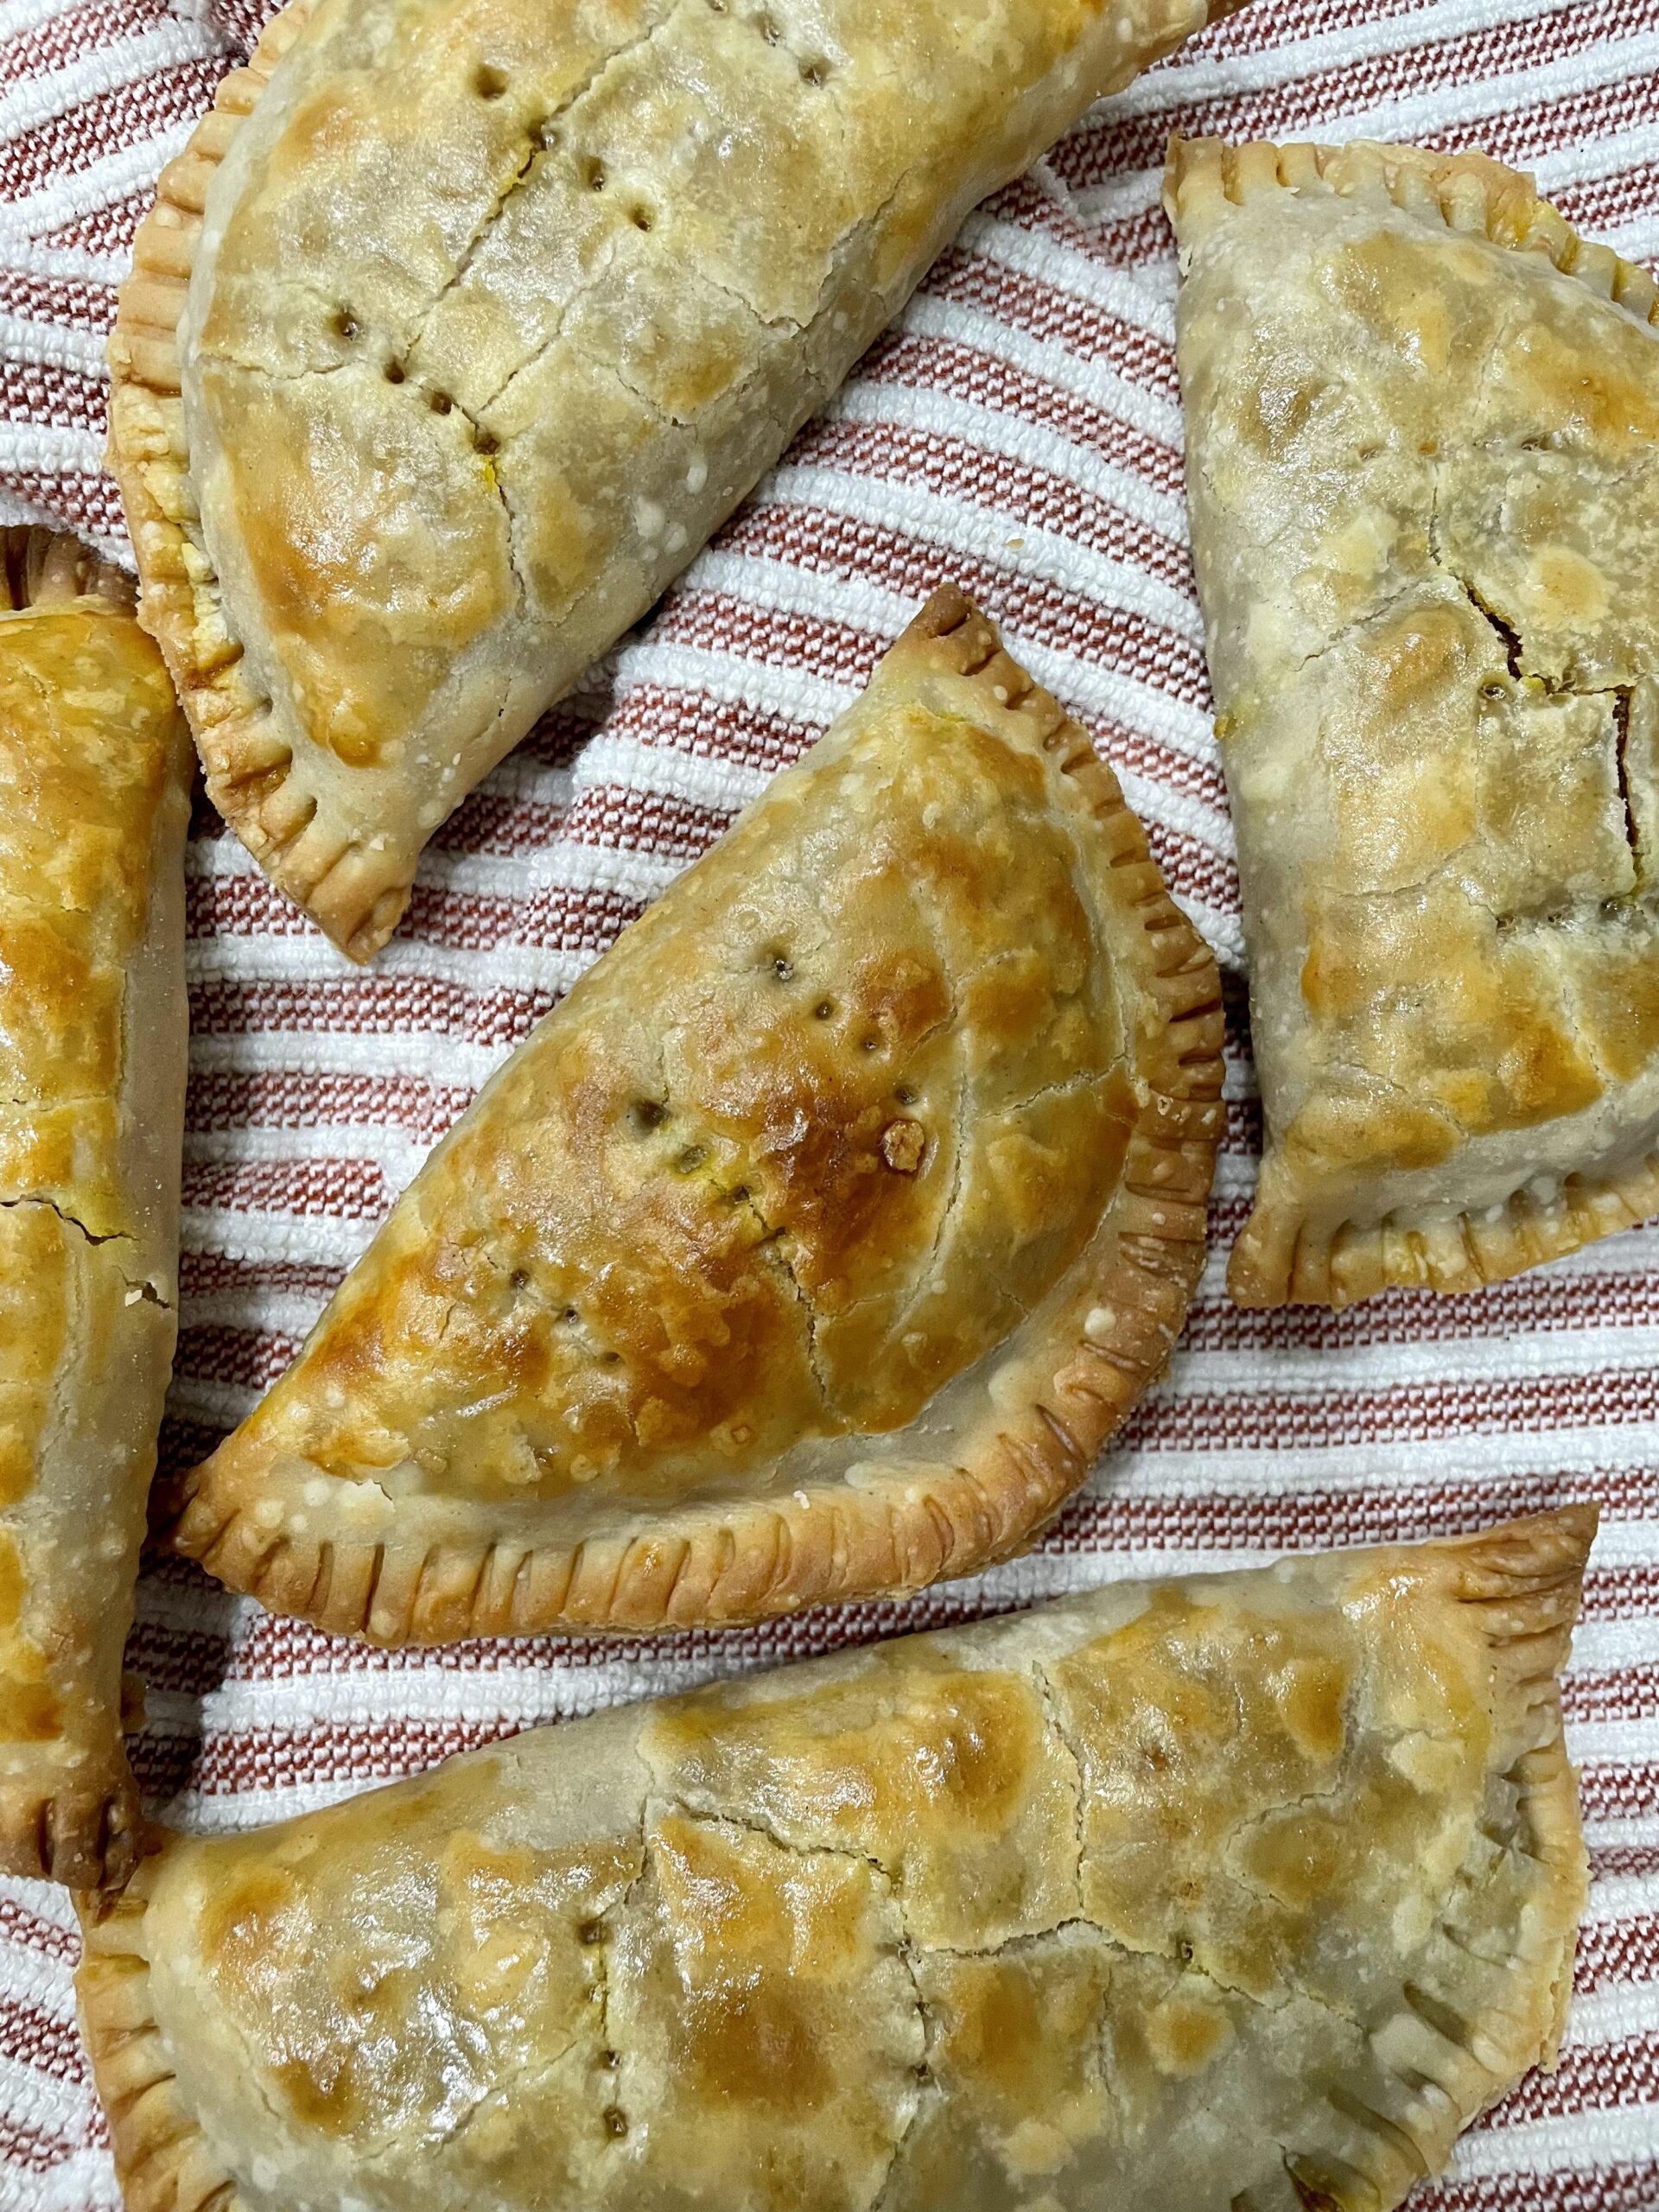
(1, 1682, 61, 1741)
(276, 2052, 365, 2134)
(1144, 1985, 1233, 2075)
(880, 1117, 925, 1173)
(684, 1982, 832, 2109)
(200, 1863, 301, 1974)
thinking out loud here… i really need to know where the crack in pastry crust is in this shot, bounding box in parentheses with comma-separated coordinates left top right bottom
(0, 528, 192, 1889)
(1166, 135, 1659, 1308)
(77, 1508, 1594, 2212)
(159, 588, 1223, 1640)
(108, 0, 1239, 960)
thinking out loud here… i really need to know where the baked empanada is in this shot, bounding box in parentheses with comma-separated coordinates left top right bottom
(164, 589, 1221, 1639)
(1166, 137, 1659, 1307)
(79, 1506, 1592, 2212)
(109, 0, 1243, 961)
(0, 530, 192, 1888)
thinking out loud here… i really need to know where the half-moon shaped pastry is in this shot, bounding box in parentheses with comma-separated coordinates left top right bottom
(0, 529, 192, 1889)
(165, 588, 1222, 1640)
(108, 0, 1244, 961)
(1166, 137, 1659, 1308)
(79, 1507, 1592, 2212)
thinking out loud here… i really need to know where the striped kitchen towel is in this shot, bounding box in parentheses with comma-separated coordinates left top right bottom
(3, 0, 1657, 2203)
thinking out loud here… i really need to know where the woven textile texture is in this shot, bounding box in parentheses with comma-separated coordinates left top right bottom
(3, 0, 1658, 2202)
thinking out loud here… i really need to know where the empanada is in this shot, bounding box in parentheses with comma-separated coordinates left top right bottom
(109, 0, 1243, 960)
(1166, 137, 1659, 1307)
(0, 530, 192, 1887)
(79, 1506, 1592, 2212)
(164, 589, 1222, 1639)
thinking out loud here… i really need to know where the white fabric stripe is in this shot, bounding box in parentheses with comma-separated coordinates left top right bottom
(1447, 2102, 1659, 2177)
(0, 417, 103, 473)
(894, 293, 1185, 448)
(0, 17, 216, 140)
(183, 1027, 521, 1090)
(1109, 0, 1643, 111)
(764, 459, 1205, 641)
(1163, 1327, 1659, 1394)
(0, 0, 124, 45)
(6, 2157, 120, 2212)
(961, 204, 1175, 342)
(0, 114, 191, 234)
(0, 233, 124, 283)
(0, 305, 103, 370)
(830, 373, 1190, 544)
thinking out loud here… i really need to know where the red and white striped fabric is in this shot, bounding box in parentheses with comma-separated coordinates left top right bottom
(3, 0, 1658, 2203)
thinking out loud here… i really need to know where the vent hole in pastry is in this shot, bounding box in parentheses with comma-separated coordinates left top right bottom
(729, 1184, 752, 1205)
(530, 117, 556, 150)
(429, 391, 454, 416)
(767, 950, 793, 980)
(799, 56, 830, 85)
(581, 156, 607, 192)
(474, 427, 499, 455)
(562, 1306, 579, 1324)
(753, 8, 781, 40)
(383, 361, 405, 385)
(894, 1084, 917, 1105)
(510, 1268, 531, 1292)
(632, 1098, 669, 1133)
(578, 1917, 606, 1943)
(859, 1034, 880, 1052)
(628, 204, 655, 232)
(601, 1351, 622, 1367)
(675, 1145, 707, 1173)
(332, 308, 359, 341)
(474, 62, 508, 98)
(602, 2107, 628, 2139)
(813, 999, 836, 1020)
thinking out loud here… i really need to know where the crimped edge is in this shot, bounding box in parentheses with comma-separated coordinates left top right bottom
(1165, 136, 1659, 1308)
(74, 1507, 1592, 2212)
(105, 0, 410, 963)
(1230, 1147, 1659, 1310)
(77, 1859, 245, 2212)
(1281, 1506, 1595, 2206)
(0, 525, 154, 1891)
(163, 584, 1224, 1640)
(0, 1754, 143, 1894)
(1444, 1503, 1597, 2075)
(1164, 135, 1659, 325)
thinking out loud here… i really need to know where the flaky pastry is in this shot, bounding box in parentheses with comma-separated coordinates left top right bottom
(0, 529, 191, 1887)
(164, 588, 1222, 1640)
(1166, 137, 1659, 1307)
(110, 0, 1245, 958)
(79, 1507, 1593, 2212)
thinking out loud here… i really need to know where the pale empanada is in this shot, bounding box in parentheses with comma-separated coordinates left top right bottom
(1166, 137, 1659, 1308)
(0, 530, 192, 1888)
(163, 589, 1222, 1639)
(79, 1505, 1592, 2212)
(109, 0, 1243, 963)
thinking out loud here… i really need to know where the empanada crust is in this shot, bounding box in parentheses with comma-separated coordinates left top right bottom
(79, 1508, 1594, 2212)
(109, 0, 1237, 958)
(0, 531, 192, 1888)
(1166, 137, 1659, 1307)
(164, 588, 1223, 1639)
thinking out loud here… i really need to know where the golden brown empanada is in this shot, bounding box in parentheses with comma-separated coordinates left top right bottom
(164, 588, 1221, 1639)
(79, 1506, 1592, 2212)
(109, 0, 1244, 960)
(0, 529, 192, 1888)
(1166, 137, 1659, 1308)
